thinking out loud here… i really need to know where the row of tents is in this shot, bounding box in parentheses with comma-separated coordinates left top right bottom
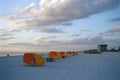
(23, 51, 78, 66)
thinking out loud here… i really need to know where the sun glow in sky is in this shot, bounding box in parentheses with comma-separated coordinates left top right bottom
(0, 0, 120, 52)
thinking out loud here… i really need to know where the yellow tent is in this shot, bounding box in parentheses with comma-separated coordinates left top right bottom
(57, 52, 62, 59)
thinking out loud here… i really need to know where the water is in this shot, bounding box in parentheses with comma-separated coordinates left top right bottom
(0, 51, 49, 57)
(0, 52, 24, 57)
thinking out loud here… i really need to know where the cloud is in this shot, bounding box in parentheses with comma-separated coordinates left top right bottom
(34, 36, 119, 50)
(36, 26, 64, 33)
(58, 22, 73, 26)
(64, 36, 104, 45)
(71, 34, 80, 37)
(109, 17, 120, 22)
(0, 27, 27, 40)
(99, 33, 114, 36)
(19, 0, 120, 27)
(34, 36, 105, 47)
(1, 15, 24, 27)
(99, 26, 120, 37)
(8, 28, 29, 33)
(0, 33, 15, 40)
(4, 35, 119, 51)
(0, 27, 6, 32)
(0, 33, 13, 37)
(0, 37, 15, 40)
(9, 36, 103, 45)
(105, 39, 120, 49)
(9, 42, 34, 46)
(0, 28, 14, 40)
(18, 3, 37, 15)
(35, 36, 57, 43)
(107, 26, 120, 33)
(1, 0, 120, 28)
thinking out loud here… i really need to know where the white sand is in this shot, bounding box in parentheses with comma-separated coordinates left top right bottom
(0, 53, 120, 80)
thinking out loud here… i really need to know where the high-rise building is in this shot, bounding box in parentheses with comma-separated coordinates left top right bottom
(97, 44, 107, 52)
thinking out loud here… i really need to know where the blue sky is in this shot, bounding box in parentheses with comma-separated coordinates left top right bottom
(0, 0, 120, 52)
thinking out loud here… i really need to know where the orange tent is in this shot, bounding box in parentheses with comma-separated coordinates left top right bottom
(60, 52, 65, 56)
(23, 53, 35, 64)
(67, 51, 72, 56)
(59, 52, 67, 58)
(23, 53, 45, 66)
(72, 52, 74, 56)
(48, 51, 57, 58)
(72, 52, 78, 55)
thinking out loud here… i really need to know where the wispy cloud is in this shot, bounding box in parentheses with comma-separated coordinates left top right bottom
(0, 37, 15, 40)
(34, 36, 105, 48)
(36, 26, 65, 33)
(58, 22, 73, 26)
(99, 33, 114, 36)
(9, 42, 34, 46)
(109, 17, 120, 22)
(71, 34, 80, 37)
(1, 35, 119, 51)
(35, 36, 57, 43)
(99, 26, 120, 37)
(107, 26, 120, 33)
(0, 27, 14, 40)
(0, 27, 28, 40)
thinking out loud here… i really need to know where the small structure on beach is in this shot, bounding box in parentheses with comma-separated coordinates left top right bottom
(7, 54, 10, 57)
(97, 44, 107, 52)
(23, 53, 45, 66)
(84, 49, 100, 53)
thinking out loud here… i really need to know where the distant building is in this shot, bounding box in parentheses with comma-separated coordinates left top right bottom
(97, 44, 107, 52)
(84, 49, 100, 54)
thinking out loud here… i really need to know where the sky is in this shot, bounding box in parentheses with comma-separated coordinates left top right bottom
(0, 0, 120, 52)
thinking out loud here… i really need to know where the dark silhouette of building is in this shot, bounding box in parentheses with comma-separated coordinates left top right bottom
(84, 49, 100, 53)
(97, 44, 107, 52)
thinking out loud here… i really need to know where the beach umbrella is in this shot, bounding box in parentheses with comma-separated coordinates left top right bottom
(23, 53, 45, 66)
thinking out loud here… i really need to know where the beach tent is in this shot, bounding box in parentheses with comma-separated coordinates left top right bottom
(72, 52, 75, 56)
(48, 51, 58, 62)
(49, 51, 63, 59)
(46, 58, 55, 62)
(60, 52, 64, 56)
(59, 52, 66, 58)
(75, 52, 78, 55)
(66, 51, 72, 56)
(72, 52, 78, 55)
(23, 53, 45, 66)
(48, 51, 57, 58)
(57, 52, 62, 59)
(70, 52, 77, 56)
